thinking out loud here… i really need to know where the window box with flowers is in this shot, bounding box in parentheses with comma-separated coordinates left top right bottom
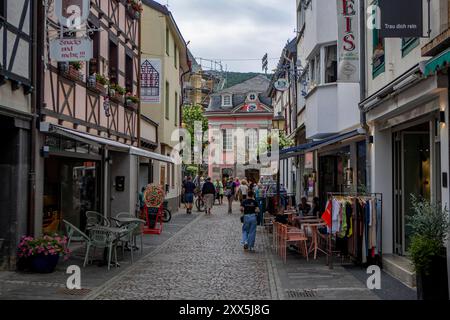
(87, 73, 109, 95)
(125, 0, 143, 20)
(109, 83, 126, 104)
(17, 235, 70, 274)
(125, 93, 139, 111)
(61, 61, 84, 82)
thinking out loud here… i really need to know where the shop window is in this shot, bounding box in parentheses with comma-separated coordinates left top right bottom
(401, 38, 419, 57)
(325, 45, 337, 83)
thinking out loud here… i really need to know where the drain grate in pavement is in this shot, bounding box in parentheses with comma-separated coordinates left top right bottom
(57, 288, 92, 296)
(285, 289, 317, 298)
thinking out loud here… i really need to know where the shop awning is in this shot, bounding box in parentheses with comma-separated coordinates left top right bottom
(279, 141, 322, 160)
(42, 123, 175, 164)
(305, 130, 363, 152)
(424, 48, 450, 77)
(129, 147, 175, 164)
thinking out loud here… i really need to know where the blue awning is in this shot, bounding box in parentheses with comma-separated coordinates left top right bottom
(279, 141, 322, 160)
(305, 130, 363, 152)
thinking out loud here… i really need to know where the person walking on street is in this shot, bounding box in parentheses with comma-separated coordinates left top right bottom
(202, 177, 216, 215)
(239, 179, 249, 203)
(183, 176, 196, 214)
(234, 178, 241, 200)
(240, 190, 260, 251)
(225, 177, 236, 214)
(214, 178, 224, 205)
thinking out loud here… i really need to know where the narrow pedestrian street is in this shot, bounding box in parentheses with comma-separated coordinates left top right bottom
(87, 203, 415, 300)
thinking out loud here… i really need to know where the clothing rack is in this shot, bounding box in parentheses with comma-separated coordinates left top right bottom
(326, 192, 383, 270)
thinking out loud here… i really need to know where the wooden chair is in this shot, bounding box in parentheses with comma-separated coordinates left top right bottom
(279, 224, 309, 263)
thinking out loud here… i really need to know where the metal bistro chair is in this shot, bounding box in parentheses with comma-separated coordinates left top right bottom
(114, 213, 145, 256)
(85, 227, 119, 271)
(117, 222, 140, 264)
(85, 211, 110, 230)
(63, 219, 92, 251)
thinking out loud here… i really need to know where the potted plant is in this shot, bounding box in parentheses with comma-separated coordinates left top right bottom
(125, 92, 139, 111)
(109, 83, 126, 103)
(67, 61, 84, 81)
(408, 195, 450, 300)
(88, 73, 108, 95)
(126, 0, 143, 20)
(17, 235, 70, 274)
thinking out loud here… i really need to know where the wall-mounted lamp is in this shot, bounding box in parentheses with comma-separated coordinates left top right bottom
(440, 110, 446, 124)
(369, 136, 374, 144)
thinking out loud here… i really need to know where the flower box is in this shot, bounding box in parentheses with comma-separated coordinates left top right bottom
(110, 91, 124, 104)
(87, 77, 107, 95)
(31, 254, 60, 274)
(125, 99, 138, 111)
(62, 65, 83, 82)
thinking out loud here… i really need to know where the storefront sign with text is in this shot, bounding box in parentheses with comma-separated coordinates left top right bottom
(50, 38, 93, 62)
(337, 0, 360, 83)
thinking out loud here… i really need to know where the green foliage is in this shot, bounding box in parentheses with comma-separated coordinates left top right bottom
(407, 195, 450, 274)
(257, 131, 295, 153)
(182, 105, 209, 138)
(96, 74, 109, 86)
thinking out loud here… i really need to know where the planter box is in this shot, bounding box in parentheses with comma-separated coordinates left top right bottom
(87, 80, 107, 95)
(62, 66, 83, 82)
(110, 93, 124, 104)
(416, 255, 449, 300)
(125, 100, 138, 111)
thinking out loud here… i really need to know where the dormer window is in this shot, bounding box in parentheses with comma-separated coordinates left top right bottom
(248, 93, 257, 102)
(222, 94, 232, 107)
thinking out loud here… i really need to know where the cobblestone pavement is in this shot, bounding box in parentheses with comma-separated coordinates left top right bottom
(92, 203, 274, 300)
(91, 202, 413, 300)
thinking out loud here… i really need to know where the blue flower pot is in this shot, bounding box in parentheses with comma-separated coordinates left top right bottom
(31, 254, 60, 274)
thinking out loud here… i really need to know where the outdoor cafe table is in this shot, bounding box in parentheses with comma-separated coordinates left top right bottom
(92, 226, 128, 268)
(113, 217, 146, 227)
(301, 221, 328, 260)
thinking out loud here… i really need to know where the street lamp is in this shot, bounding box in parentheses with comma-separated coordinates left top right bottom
(272, 112, 286, 214)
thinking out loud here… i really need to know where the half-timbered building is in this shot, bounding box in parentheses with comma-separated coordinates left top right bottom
(0, 0, 34, 270)
(34, 0, 170, 237)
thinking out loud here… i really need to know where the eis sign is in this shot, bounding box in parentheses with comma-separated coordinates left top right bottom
(337, 0, 359, 83)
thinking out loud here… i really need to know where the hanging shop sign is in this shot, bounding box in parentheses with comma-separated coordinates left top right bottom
(141, 57, 162, 104)
(54, 0, 91, 29)
(378, 0, 423, 38)
(274, 78, 289, 92)
(336, 0, 360, 83)
(50, 38, 93, 62)
(305, 152, 314, 169)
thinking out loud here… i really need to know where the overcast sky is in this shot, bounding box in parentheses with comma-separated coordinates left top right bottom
(157, 0, 297, 73)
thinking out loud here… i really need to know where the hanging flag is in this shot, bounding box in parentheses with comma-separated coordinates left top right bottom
(336, 0, 360, 83)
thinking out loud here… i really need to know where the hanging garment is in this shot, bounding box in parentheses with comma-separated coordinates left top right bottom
(332, 199, 341, 233)
(370, 199, 377, 252)
(346, 202, 353, 238)
(376, 199, 382, 255)
(322, 200, 332, 228)
(339, 201, 347, 239)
